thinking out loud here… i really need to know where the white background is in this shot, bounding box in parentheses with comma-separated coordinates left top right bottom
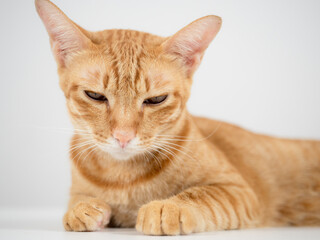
(0, 0, 319, 211)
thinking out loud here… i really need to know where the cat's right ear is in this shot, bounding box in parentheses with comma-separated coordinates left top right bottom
(35, 0, 92, 67)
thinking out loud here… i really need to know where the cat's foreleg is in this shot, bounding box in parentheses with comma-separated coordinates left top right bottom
(63, 194, 111, 231)
(136, 184, 261, 235)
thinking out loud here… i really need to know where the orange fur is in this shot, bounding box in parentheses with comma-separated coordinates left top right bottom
(36, 0, 320, 235)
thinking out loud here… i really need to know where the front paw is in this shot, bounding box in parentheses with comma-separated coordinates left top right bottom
(136, 200, 200, 235)
(63, 198, 111, 232)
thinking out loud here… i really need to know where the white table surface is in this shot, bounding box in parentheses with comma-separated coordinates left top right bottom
(0, 208, 319, 240)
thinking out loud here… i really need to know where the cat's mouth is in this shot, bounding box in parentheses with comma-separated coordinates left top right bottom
(96, 138, 143, 161)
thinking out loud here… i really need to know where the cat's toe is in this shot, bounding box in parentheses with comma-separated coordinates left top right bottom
(63, 199, 111, 232)
(136, 200, 199, 235)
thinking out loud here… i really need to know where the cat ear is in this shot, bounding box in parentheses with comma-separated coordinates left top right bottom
(162, 15, 222, 77)
(35, 0, 92, 67)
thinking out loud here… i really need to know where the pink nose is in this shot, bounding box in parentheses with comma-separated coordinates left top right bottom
(113, 130, 135, 148)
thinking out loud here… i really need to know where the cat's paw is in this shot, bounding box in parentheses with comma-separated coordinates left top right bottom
(63, 199, 111, 232)
(136, 200, 200, 235)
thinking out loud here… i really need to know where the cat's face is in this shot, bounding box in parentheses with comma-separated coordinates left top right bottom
(36, 0, 221, 160)
(62, 32, 190, 160)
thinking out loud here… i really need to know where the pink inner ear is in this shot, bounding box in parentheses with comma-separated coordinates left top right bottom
(36, 0, 90, 66)
(163, 16, 222, 75)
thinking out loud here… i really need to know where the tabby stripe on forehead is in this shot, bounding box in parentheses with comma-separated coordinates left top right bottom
(107, 47, 120, 89)
(103, 74, 109, 89)
(144, 77, 150, 92)
(116, 29, 125, 41)
(133, 50, 145, 90)
(124, 30, 131, 40)
(141, 32, 148, 43)
(133, 34, 148, 90)
(106, 31, 114, 43)
(134, 30, 140, 38)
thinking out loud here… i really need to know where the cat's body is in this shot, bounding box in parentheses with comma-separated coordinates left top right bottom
(35, 0, 320, 235)
(196, 117, 320, 227)
(70, 115, 320, 228)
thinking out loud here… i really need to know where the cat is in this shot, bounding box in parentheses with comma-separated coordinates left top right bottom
(35, 0, 320, 235)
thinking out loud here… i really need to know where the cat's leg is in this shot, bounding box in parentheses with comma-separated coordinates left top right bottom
(136, 183, 261, 235)
(63, 194, 112, 232)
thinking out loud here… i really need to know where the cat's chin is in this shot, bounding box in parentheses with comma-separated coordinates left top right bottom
(108, 151, 137, 161)
(98, 146, 139, 161)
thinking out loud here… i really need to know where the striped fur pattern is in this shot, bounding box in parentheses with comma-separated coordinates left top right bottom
(36, 0, 320, 235)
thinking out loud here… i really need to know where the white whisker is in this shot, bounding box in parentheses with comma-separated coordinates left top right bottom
(156, 122, 222, 142)
(69, 140, 96, 152)
(155, 141, 200, 167)
(81, 144, 98, 163)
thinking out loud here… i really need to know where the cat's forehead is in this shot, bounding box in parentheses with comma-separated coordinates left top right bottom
(78, 58, 173, 94)
(100, 30, 164, 77)
(92, 29, 165, 47)
(75, 30, 175, 93)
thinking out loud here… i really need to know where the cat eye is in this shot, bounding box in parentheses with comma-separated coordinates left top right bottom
(84, 91, 107, 102)
(143, 95, 168, 105)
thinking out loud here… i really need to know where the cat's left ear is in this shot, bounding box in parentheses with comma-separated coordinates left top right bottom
(162, 16, 222, 77)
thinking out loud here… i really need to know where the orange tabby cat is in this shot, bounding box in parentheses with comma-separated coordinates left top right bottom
(35, 0, 320, 235)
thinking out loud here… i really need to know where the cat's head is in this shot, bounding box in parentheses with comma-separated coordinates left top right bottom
(36, 0, 221, 160)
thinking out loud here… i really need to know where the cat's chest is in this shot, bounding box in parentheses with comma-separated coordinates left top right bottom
(73, 156, 204, 226)
(96, 175, 188, 227)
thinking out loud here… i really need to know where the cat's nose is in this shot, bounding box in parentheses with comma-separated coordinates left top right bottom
(113, 130, 135, 149)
